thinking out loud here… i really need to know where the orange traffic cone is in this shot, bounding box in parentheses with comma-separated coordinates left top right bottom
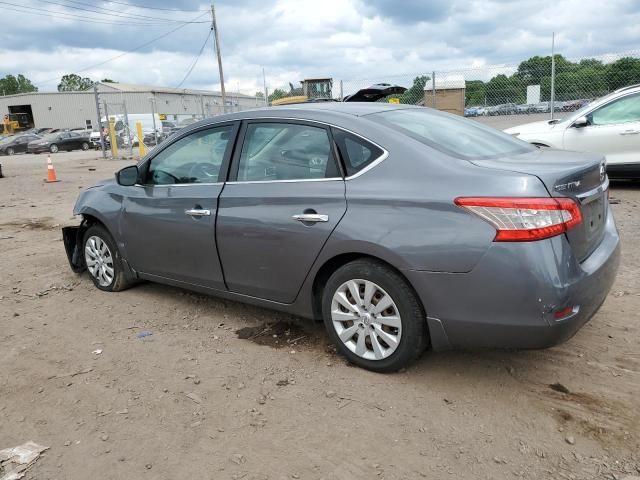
(45, 155, 60, 183)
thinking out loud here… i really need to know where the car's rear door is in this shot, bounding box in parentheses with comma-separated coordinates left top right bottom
(216, 120, 347, 303)
(120, 122, 238, 289)
(563, 92, 640, 165)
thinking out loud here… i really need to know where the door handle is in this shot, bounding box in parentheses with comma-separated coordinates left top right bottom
(620, 130, 640, 135)
(292, 213, 329, 223)
(185, 208, 211, 217)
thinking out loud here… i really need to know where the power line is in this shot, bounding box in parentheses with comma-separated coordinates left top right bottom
(0, 1, 177, 25)
(98, 0, 209, 12)
(35, 11, 210, 86)
(176, 30, 212, 88)
(35, 0, 208, 23)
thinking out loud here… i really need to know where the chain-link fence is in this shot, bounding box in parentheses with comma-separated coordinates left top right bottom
(94, 89, 262, 157)
(265, 49, 640, 118)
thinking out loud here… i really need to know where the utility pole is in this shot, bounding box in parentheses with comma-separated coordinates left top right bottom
(550, 32, 556, 120)
(262, 67, 268, 106)
(93, 85, 106, 159)
(211, 3, 227, 113)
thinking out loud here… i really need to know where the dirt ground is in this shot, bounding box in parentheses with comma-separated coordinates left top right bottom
(1, 151, 639, 480)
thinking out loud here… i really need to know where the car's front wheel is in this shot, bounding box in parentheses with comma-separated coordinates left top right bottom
(322, 259, 429, 373)
(81, 142, 89, 151)
(83, 224, 133, 292)
(49, 144, 58, 153)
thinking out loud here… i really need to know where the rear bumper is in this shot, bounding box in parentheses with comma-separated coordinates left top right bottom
(406, 209, 620, 351)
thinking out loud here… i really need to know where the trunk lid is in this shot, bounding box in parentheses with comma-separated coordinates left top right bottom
(471, 149, 608, 262)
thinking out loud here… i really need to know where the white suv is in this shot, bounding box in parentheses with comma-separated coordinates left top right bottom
(505, 84, 640, 178)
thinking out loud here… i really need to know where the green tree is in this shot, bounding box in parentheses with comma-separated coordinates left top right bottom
(0, 74, 38, 95)
(101, 78, 117, 83)
(399, 75, 429, 104)
(515, 54, 574, 85)
(255, 91, 264, 99)
(268, 88, 287, 103)
(465, 80, 486, 106)
(553, 68, 608, 101)
(57, 73, 94, 91)
(485, 74, 525, 105)
(605, 57, 640, 91)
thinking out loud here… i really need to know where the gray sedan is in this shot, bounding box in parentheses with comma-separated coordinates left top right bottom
(62, 103, 620, 372)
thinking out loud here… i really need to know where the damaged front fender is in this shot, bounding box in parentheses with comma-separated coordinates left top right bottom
(62, 224, 87, 273)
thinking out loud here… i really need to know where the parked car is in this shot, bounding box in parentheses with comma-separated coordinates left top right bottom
(161, 121, 180, 136)
(488, 103, 517, 115)
(27, 131, 91, 154)
(62, 103, 619, 372)
(516, 104, 536, 114)
(505, 84, 640, 178)
(561, 99, 591, 112)
(0, 133, 41, 155)
(464, 107, 480, 117)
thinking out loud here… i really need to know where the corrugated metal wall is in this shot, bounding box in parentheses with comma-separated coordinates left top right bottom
(0, 91, 260, 130)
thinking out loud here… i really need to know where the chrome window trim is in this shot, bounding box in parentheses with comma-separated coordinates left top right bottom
(135, 182, 224, 188)
(225, 177, 342, 185)
(222, 116, 389, 184)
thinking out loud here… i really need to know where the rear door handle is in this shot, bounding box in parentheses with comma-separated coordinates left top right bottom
(292, 213, 329, 223)
(620, 130, 640, 135)
(185, 208, 211, 217)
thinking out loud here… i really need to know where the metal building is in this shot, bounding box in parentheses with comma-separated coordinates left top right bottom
(0, 82, 260, 131)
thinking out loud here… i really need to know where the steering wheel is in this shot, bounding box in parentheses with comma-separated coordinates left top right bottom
(188, 162, 219, 181)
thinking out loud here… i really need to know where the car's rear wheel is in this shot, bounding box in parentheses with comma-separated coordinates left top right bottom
(83, 224, 133, 292)
(49, 144, 58, 153)
(81, 142, 89, 151)
(7, 147, 14, 155)
(322, 259, 428, 373)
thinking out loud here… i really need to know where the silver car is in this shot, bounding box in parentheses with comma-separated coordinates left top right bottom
(63, 103, 620, 372)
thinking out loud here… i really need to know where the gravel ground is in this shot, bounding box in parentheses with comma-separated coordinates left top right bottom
(0, 151, 639, 480)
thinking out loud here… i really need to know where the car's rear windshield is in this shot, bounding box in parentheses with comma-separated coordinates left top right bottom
(369, 108, 535, 160)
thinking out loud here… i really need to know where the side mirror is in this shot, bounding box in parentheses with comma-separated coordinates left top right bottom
(573, 116, 589, 128)
(116, 165, 139, 186)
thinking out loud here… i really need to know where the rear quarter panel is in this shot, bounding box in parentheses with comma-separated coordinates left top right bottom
(322, 132, 551, 273)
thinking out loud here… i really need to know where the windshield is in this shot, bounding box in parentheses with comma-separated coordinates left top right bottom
(370, 108, 535, 159)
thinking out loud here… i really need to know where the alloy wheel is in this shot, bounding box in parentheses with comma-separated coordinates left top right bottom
(330, 279, 402, 361)
(84, 235, 115, 287)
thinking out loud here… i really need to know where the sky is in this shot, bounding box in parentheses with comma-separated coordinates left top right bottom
(0, 0, 639, 95)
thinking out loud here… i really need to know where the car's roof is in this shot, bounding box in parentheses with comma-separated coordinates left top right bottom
(181, 102, 419, 134)
(218, 102, 417, 121)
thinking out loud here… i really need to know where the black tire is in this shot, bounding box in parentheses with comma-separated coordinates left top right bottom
(49, 144, 58, 153)
(7, 147, 15, 156)
(82, 224, 134, 292)
(81, 142, 89, 151)
(322, 259, 429, 373)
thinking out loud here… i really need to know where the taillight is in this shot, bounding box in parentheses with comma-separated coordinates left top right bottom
(454, 197, 582, 242)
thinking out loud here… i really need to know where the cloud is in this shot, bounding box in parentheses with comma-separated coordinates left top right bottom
(0, 0, 638, 95)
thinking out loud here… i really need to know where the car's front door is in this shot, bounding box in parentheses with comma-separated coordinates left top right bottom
(563, 92, 640, 165)
(120, 123, 238, 289)
(216, 120, 347, 303)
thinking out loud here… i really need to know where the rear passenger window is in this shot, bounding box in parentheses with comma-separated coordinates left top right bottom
(332, 129, 384, 177)
(236, 123, 339, 181)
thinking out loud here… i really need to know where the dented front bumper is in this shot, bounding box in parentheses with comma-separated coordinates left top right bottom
(62, 225, 86, 273)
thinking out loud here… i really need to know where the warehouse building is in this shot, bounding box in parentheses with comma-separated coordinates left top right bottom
(0, 81, 260, 131)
